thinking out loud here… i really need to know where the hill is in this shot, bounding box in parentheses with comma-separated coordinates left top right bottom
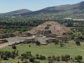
(29, 21, 70, 36)
(0, 9, 32, 17)
(20, 1, 84, 18)
(0, 1, 84, 18)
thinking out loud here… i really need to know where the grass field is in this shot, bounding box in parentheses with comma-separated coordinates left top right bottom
(0, 40, 84, 63)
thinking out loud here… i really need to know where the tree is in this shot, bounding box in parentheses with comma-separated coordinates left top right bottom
(56, 56, 60, 61)
(65, 55, 70, 62)
(11, 50, 17, 59)
(48, 60, 53, 63)
(29, 58, 35, 63)
(23, 60, 29, 63)
(63, 37, 69, 43)
(75, 55, 82, 62)
(61, 55, 65, 61)
(17, 61, 20, 63)
(29, 45, 31, 47)
(60, 42, 64, 47)
(21, 51, 33, 59)
(3, 56, 8, 60)
(34, 61, 40, 63)
(36, 54, 40, 59)
(39, 55, 46, 60)
(52, 38, 59, 45)
(36, 41, 41, 46)
(74, 32, 83, 42)
(12, 45, 17, 49)
(75, 40, 81, 46)
(48, 56, 52, 60)
(52, 56, 56, 60)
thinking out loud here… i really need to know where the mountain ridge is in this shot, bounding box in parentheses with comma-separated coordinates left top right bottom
(0, 9, 32, 16)
(0, 1, 84, 18)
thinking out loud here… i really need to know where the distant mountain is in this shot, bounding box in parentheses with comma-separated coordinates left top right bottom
(21, 1, 84, 18)
(0, 9, 32, 17)
(1, 1, 84, 18)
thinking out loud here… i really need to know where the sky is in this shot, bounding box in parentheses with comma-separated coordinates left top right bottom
(0, 0, 84, 13)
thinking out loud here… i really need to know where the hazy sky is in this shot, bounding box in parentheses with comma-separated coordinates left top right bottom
(0, 0, 84, 13)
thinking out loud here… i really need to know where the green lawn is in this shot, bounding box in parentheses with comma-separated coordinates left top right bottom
(0, 41, 84, 63)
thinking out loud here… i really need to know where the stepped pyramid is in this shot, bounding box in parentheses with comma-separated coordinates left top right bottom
(29, 21, 70, 37)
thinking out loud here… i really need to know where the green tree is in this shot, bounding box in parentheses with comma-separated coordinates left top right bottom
(75, 40, 81, 46)
(12, 45, 17, 49)
(75, 55, 82, 62)
(36, 41, 41, 46)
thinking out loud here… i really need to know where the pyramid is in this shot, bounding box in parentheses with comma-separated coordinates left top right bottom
(29, 21, 70, 36)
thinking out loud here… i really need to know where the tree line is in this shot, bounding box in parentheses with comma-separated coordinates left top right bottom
(0, 45, 83, 63)
(0, 17, 84, 34)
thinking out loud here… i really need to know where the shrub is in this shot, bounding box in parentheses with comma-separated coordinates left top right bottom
(75, 55, 82, 62)
(60, 42, 64, 47)
(29, 45, 31, 47)
(48, 60, 53, 63)
(52, 56, 56, 60)
(3, 56, 8, 60)
(34, 61, 40, 63)
(36, 54, 40, 59)
(48, 56, 52, 60)
(29, 58, 35, 63)
(52, 39, 59, 45)
(75, 40, 81, 46)
(61, 55, 70, 62)
(36, 41, 41, 46)
(39, 55, 46, 60)
(56, 56, 60, 61)
(23, 60, 29, 63)
(12, 45, 17, 49)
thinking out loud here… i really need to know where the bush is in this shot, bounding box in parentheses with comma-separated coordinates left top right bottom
(36, 41, 41, 46)
(61, 55, 70, 62)
(48, 60, 53, 63)
(48, 56, 52, 60)
(21, 51, 33, 59)
(75, 55, 82, 62)
(29, 58, 35, 63)
(56, 56, 60, 61)
(23, 60, 29, 63)
(12, 45, 17, 49)
(60, 42, 64, 47)
(52, 56, 56, 60)
(75, 40, 81, 46)
(61, 55, 66, 61)
(36, 54, 40, 59)
(34, 61, 40, 63)
(52, 39, 59, 45)
(39, 55, 46, 60)
(3, 56, 8, 60)
(29, 45, 31, 47)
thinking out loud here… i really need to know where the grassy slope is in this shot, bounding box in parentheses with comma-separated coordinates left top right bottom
(0, 41, 84, 63)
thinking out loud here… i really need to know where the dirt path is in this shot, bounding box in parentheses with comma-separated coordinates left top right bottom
(0, 42, 14, 49)
(0, 37, 32, 49)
